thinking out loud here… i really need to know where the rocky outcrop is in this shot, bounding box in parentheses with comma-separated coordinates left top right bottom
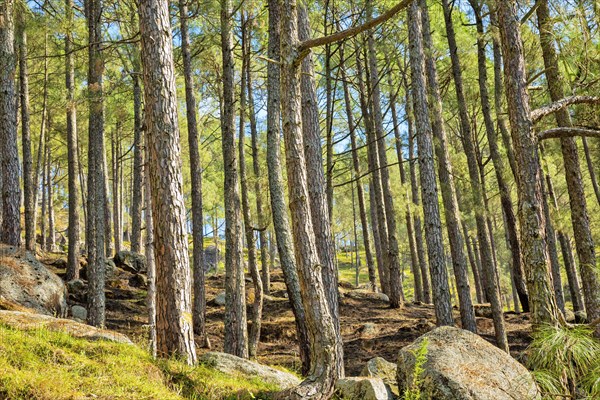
(200, 352, 300, 389)
(345, 289, 389, 303)
(335, 377, 393, 400)
(473, 303, 493, 319)
(360, 357, 398, 396)
(113, 251, 146, 274)
(0, 310, 132, 344)
(397, 326, 540, 399)
(0, 245, 67, 316)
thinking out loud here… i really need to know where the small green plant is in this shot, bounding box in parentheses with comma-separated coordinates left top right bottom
(403, 337, 429, 400)
(527, 323, 600, 399)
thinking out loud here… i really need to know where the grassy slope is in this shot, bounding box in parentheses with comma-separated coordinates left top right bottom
(0, 323, 277, 400)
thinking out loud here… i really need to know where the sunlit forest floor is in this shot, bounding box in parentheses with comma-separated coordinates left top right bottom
(42, 249, 533, 377)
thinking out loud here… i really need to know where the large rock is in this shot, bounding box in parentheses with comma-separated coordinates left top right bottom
(336, 377, 393, 400)
(360, 357, 398, 396)
(345, 289, 389, 303)
(200, 352, 300, 389)
(212, 291, 226, 306)
(71, 305, 87, 321)
(0, 310, 132, 344)
(473, 303, 493, 318)
(203, 246, 220, 273)
(113, 251, 146, 274)
(0, 245, 67, 316)
(397, 326, 540, 400)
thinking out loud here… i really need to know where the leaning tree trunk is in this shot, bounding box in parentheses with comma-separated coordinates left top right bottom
(421, 0, 477, 334)
(240, 14, 263, 358)
(65, 0, 80, 279)
(537, 0, 600, 330)
(266, 0, 310, 374)
(496, 0, 561, 327)
(86, 0, 107, 328)
(179, 0, 206, 344)
(138, 0, 197, 364)
(220, 0, 248, 359)
(0, 0, 21, 247)
(280, 0, 342, 395)
(407, 1, 453, 327)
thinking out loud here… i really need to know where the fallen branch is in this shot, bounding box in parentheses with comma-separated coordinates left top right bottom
(531, 95, 600, 123)
(538, 127, 600, 141)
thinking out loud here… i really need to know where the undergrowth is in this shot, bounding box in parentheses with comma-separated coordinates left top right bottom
(527, 324, 600, 399)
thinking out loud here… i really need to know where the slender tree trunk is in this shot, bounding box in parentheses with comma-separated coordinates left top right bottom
(219, 0, 248, 359)
(179, 0, 206, 344)
(558, 233, 585, 312)
(356, 49, 389, 295)
(541, 175, 566, 313)
(130, 61, 143, 253)
(112, 126, 122, 253)
(469, 0, 529, 313)
(366, 1, 403, 307)
(581, 138, 600, 206)
(46, 143, 55, 251)
(340, 48, 377, 292)
(407, 1, 453, 327)
(86, 0, 107, 328)
(537, 0, 600, 330)
(65, 0, 80, 279)
(298, 5, 342, 328)
(240, 14, 263, 358)
(0, 0, 21, 246)
(144, 137, 157, 358)
(421, 0, 477, 333)
(246, 25, 270, 297)
(394, 68, 423, 303)
(40, 140, 47, 251)
(103, 137, 113, 257)
(266, 0, 310, 374)
(18, 20, 35, 252)
(33, 32, 49, 239)
(496, 0, 562, 327)
(464, 222, 484, 304)
(280, 0, 343, 394)
(138, 0, 197, 364)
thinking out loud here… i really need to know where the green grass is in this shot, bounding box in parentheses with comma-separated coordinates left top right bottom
(0, 323, 278, 400)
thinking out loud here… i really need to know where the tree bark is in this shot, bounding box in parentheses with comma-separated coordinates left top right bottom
(469, 0, 529, 313)
(46, 141, 55, 251)
(496, 0, 562, 327)
(246, 32, 270, 297)
(298, 5, 342, 327)
(407, 1, 453, 327)
(581, 137, 600, 206)
(219, 0, 248, 359)
(130, 59, 143, 253)
(144, 136, 157, 358)
(537, 0, 600, 330)
(65, 0, 80, 279)
(18, 18, 34, 252)
(280, 0, 343, 394)
(366, 0, 403, 308)
(138, 0, 197, 364)
(86, 0, 107, 328)
(422, 0, 477, 333)
(340, 47, 377, 292)
(240, 13, 263, 358)
(179, 0, 206, 343)
(266, 0, 310, 374)
(0, 0, 21, 246)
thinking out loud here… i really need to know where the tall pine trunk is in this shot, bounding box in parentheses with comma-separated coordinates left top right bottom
(138, 0, 197, 364)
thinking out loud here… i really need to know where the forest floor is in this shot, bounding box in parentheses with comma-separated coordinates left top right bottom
(55, 257, 534, 376)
